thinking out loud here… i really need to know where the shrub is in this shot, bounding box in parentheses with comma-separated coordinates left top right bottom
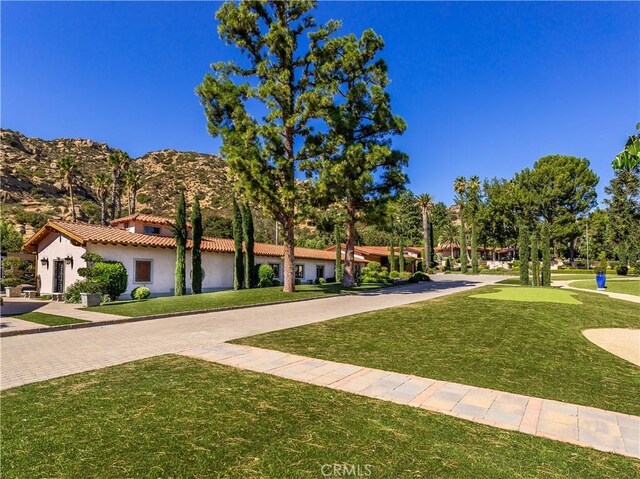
(65, 279, 103, 304)
(426, 268, 435, 274)
(444, 258, 452, 271)
(616, 265, 629, 276)
(1, 258, 35, 287)
(389, 270, 400, 279)
(258, 264, 275, 288)
(295, 278, 302, 285)
(131, 286, 151, 300)
(409, 271, 431, 283)
(272, 279, 281, 287)
(398, 271, 412, 280)
(93, 261, 128, 301)
(316, 277, 326, 285)
(361, 275, 377, 284)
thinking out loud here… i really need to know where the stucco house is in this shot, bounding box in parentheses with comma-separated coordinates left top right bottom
(23, 214, 352, 297)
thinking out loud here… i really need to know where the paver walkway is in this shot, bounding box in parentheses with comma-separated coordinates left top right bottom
(0, 275, 503, 390)
(182, 343, 640, 459)
(1, 297, 128, 333)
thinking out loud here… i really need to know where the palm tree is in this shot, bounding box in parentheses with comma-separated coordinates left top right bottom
(107, 151, 131, 220)
(453, 176, 468, 272)
(92, 172, 111, 225)
(438, 221, 460, 259)
(124, 168, 143, 215)
(58, 156, 78, 222)
(416, 193, 434, 269)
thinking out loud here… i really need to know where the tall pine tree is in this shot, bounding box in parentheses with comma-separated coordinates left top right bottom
(242, 203, 255, 289)
(191, 196, 203, 294)
(232, 197, 244, 290)
(197, 1, 340, 292)
(173, 192, 187, 296)
(305, 29, 407, 287)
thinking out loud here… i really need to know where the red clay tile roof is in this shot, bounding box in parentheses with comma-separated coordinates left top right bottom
(23, 220, 361, 262)
(326, 244, 421, 258)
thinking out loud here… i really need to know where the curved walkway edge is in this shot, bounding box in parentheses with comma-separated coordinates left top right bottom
(182, 343, 640, 459)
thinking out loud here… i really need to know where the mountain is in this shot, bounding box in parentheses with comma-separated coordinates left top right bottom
(1, 129, 233, 237)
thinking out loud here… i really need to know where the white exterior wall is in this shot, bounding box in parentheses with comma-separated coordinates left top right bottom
(255, 255, 335, 284)
(37, 233, 87, 294)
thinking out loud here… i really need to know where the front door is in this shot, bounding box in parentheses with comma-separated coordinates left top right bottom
(53, 260, 65, 293)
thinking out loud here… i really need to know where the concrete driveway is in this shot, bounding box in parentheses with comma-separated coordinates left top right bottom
(1, 274, 506, 390)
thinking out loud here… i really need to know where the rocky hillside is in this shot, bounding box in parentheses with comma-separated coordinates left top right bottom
(1, 129, 233, 236)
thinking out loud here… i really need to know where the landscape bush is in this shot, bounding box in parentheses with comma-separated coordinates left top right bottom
(398, 271, 412, 280)
(389, 270, 400, 279)
(408, 271, 431, 283)
(617, 265, 629, 276)
(444, 258, 452, 271)
(258, 264, 275, 288)
(0, 258, 35, 288)
(426, 268, 435, 274)
(93, 261, 128, 301)
(131, 286, 151, 300)
(65, 279, 103, 304)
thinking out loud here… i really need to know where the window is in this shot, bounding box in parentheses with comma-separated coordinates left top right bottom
(316, 265, 325, 279)
(124, 222, 130, 229)
(269, 263, 280, 278)
(295, 264, 304, 279)
(134, 260, 152, 283)
(143, 225, 161, 235)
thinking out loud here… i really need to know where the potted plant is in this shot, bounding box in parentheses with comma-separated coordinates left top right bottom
(80, 292, 102, 307)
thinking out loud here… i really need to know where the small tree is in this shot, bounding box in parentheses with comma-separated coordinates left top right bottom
(232, 197, 244, 290)
(399, 237, 405, 273)
(0, 258, 34, 287)
(598, 251, 608, 272)
(58, 156, 78, 222)
(242, 203, 255, 288)
(518, 226, 530, 286)
(173, 192, 187, 296)
(191, 196, 203, 294)
(258, 264, 275, 288)
(93, 262, 128, 301)
(541, 224, 551, 286)
(0, 221, 23, 255)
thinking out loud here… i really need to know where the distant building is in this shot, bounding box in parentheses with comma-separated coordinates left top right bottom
(324, 244, 422, 273)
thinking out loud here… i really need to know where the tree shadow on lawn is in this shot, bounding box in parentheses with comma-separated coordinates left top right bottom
(0, 300, 51, 317)
(356, 280, 483, 296)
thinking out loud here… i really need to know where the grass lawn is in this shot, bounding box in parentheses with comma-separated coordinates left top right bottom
(236, 286, 640, 416)
(570, 278, 640, 297)
(470, 287, 582, 304)
(9, 312, 89, 326)
(2, 356, 637, 478)
(87, 283, 384, 317)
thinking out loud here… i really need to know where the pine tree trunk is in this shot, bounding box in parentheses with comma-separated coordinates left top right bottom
(342, 203, 357, 288)
(283, 222, 296, 292)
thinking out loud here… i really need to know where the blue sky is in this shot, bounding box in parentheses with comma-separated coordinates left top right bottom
(2, 1, 638, 205)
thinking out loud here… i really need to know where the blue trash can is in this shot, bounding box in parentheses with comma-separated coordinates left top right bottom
(596, 271, 606, 290)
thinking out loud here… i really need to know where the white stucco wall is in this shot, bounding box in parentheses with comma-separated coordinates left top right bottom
(37, 233, 87, 294)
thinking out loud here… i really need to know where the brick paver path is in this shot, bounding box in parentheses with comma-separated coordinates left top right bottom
(0, 275, 503, 390)
(183, 343, 640, 459)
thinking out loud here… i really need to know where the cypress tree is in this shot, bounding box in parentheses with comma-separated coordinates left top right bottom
(399, 237, 405, 272)
(429, 221, 435, 268)
(191, 196, 203, 294)
(173, 192, 187, 296)
(541, 223, 551, 286)
(459, 214, 468, 273)
(518, 226, 530, 286)
(531, 229, 540, 286)
(232, 197, 244, 290)
(335, 225, 343, 282)
(389, 238, 396, 272)
(242, 203, 255, 288)
(471, 221, 478, 274)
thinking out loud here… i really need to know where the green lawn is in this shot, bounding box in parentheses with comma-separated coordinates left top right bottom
(470, 287, 582, 304)
(237, 286, 640, 416)
(10, 312, 89, 326)
(87, 283, 384, 317)
(570, 278, 640, 297)
(2, 356, 637, 478)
